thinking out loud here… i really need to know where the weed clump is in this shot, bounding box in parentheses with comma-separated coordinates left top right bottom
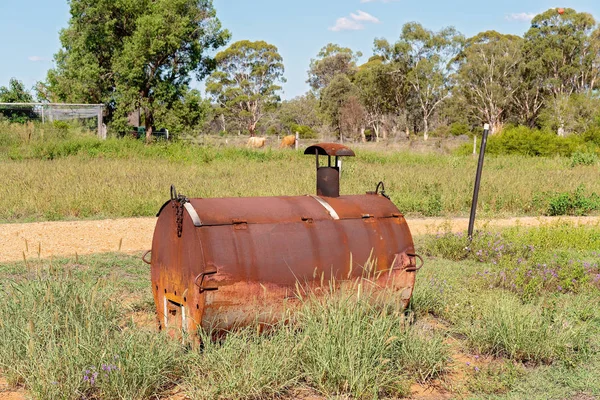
(458, 294, 591, 365)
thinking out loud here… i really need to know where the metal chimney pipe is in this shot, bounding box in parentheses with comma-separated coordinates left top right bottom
(304, 143, 356, 198)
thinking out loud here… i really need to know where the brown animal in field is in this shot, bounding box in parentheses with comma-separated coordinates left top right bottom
(279, 135, 296, 149)
(247, 136, 267, 148)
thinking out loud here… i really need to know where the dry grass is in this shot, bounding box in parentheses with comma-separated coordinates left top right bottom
(0, 135, 599, 222)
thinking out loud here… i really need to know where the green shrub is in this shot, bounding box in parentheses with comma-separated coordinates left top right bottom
(582, 126, 600, 146)
(289, 123, 317, 139)
(449, 122, 472, 137)
(455, 125, 598, 157)
(547, 185, 600, 216)
(570, 151, 598, 167)
(431, 125, 451, 137)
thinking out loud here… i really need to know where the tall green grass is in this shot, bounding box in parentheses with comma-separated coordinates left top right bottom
(1, 132, 599, 221)
(0, 255, 451, 400)
(457, 293, 591, 365)
(0, 268, 182, 400)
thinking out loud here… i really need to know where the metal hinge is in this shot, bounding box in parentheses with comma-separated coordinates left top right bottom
(232, 219, 248, 230)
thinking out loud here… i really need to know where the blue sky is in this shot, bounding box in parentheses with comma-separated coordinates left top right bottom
(1, 0, 599, 100)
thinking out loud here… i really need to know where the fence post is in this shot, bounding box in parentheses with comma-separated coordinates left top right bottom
(97, 106, 104, 139)
(468, 123, 490, 240)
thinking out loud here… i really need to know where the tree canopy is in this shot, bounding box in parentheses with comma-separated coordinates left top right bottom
(307, 44, 361, 93)
(0, 78, 35, 123)
(46, 0, 229, 140)
(206, 40, 285, 137)
(0, 78, 33, 103)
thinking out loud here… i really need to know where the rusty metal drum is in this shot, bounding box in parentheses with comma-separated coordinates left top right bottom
(149, 144, 420, 335)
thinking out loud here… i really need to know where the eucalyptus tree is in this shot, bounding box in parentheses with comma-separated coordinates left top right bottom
(307, 44, 361, 93)
(525, 8, 599, 97)
(524, 8, 600, 134)
(453, 31, 523, 134)
(206, 40, 285, 137)
(320, 74, 360, 142)
(376, 23, 464, 140)
(353, 58, 395, 141)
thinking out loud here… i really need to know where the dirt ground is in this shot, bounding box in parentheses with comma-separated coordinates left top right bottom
(0, 377, 25, 400)
(1, 215, 598, 264)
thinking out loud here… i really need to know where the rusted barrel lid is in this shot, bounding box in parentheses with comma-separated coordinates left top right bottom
(157, 195, 402, 227)
(304, 143, 355, 157)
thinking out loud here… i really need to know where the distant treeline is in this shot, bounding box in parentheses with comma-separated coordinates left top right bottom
(2, 3, 600, 144)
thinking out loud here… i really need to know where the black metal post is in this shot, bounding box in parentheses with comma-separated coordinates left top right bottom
(468, 124, 490, 240)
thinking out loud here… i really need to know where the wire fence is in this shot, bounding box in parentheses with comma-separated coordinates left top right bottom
(0, 103, 106, 139)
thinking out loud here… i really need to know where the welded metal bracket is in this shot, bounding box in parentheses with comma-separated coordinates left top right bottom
(309, 195, 340, 220)
(183, 202, 202, 227)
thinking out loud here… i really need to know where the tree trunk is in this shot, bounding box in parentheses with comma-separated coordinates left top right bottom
(491, 120, 503, 135)
(423, 118, 429, 141)
(360, 127, 366, 143)
(373, 124, 380, 143)
(220, 114, 226, 132)
(145, 108, 154, 144)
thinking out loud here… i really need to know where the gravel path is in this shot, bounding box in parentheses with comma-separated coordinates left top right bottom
(1, 216, 598, 263)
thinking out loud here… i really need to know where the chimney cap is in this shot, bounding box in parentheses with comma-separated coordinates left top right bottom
(304, 143, 355, 157)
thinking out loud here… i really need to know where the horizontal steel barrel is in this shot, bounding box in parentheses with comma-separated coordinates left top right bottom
(151, 193, 418, 334)
(150, 143, 419, 336)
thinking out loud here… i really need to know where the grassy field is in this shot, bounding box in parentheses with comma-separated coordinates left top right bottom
(0, 129, 599, 222)
(0, 222, 598, 399)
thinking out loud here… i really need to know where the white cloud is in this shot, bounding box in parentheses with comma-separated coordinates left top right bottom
(505, 12, 536, 22)
(329, 10, 380, 31)
(329, 17, 364, 32)
(350, 10, 380, 23)
(28, 56, 48, 62)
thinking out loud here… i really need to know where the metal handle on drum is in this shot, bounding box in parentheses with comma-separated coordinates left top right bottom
(375, 181, 390, 200)
(142, 250, 152, 265)
(405, 253, 424, 272)
(194, 269, 218, 293)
